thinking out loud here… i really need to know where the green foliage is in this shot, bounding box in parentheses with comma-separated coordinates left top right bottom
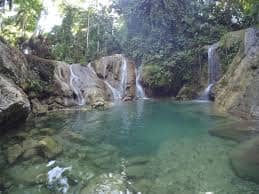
(218, 31, 243, 73)
(48, 5, 121, 63)
(142, 64, 172, 88)
(0, 0, 43, 44)
(25, 79, 43, 96)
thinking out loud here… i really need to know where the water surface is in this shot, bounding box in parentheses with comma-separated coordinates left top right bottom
(1, 100, 259, 194)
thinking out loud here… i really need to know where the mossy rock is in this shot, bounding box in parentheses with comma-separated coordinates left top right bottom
(7, 144, 23, 164)
(39, 137, 62, 159)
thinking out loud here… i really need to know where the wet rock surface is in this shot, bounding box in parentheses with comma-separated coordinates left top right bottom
(215, 28, 259, 119)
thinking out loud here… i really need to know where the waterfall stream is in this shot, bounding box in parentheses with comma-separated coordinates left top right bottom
(200, 43, 220, 100)
(136, 67, 146, 99)
(119, 57, 128, 98)
(104, 81, 121, 100)
(69, 65, 85, 106)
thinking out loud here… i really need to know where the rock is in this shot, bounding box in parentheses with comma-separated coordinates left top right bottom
(39, 128, 55, 136)
(208, 121, 259, 142)
(6, 163, 48, 185)
(127, 156, 150, 166)
(92, 54, 136, 100)
(62, 130, 84, 143)
(80, 173, 129, 194)
(31, 98, 48, 114)
(127, 165, 146, 179)
(0, 75, 30, 129)
(39, 137, 62, 159)
(7, 144, 23, 164)
(176, 85, 199, 100)
(215, 28, 259, 119)
(22, 139, 40, 151)
(230, 135, 259, 183)
(0, 40, 29, 86)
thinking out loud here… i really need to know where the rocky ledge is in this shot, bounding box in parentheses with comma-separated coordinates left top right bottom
(0, 40, 137, 130)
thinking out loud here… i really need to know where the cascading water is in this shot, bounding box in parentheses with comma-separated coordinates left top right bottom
(69, 65, 85, 106)
(104, 81, 121, 100)
(208, 43, 220, 84)
(135, 67, 146, 99)
(200, 43, 220, 100)
(119, 57, 128, 98)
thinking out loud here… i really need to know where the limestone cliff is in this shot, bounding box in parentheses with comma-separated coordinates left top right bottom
(0, 40, 137, 129)
(215, 28, 259, 120)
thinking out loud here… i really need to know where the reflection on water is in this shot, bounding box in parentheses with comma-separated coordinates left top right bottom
(0, 100, 259, 194)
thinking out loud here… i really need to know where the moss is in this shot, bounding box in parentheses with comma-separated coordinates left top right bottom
(218, 30, 245, 74)
(142, 64, 172, 88)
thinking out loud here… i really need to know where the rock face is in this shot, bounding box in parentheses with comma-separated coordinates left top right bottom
(0, 40, 29, 86)
(0, 75, 30, 129)
(0, 39, 138, 129)
(92, 54, 136, 101)
(215, 28, 259, 119)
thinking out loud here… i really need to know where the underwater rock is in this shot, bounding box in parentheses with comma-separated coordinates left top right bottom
(39, 137, 62, 159)
(6, 163, 48, 185)
(62, 130, 84, 143)
(209, 121, 259, 142)
(80, 173, 129, 194)
(39, 128, 55, 136)
(230, 135, 259, 183)
(22, 139, 40, 151)
(127, 156, 150, 166)
(126, 165, 146, 179)
(7, 144, 23, 164)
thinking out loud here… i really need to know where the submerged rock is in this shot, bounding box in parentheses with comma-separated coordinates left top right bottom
(7, 144, 23, 164)
(230, 135, 259, 183)
(80, 173, 129, 194)
(6, 163, 48, 185)
(209, 121, 259, 142)
(39, 137, 62, 159)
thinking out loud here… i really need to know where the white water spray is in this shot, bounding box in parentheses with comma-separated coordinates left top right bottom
(104, 81, 121, 100)
(200, 43, 220, 100)
(69, 65, 85, 106)
(135, 67, 146, 99)
(119, 57, 128, 98)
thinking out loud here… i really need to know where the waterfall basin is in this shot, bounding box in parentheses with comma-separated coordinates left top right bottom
(1, 100, 259, 193)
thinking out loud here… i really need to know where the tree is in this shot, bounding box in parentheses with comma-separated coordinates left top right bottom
(0, 0, 43, 44)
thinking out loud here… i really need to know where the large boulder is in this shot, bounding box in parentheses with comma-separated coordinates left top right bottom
(230, 135, 259, 183)
(215, 28, 259, 119)
(0, 75, 30, 130)
(0, 40, 29, 86)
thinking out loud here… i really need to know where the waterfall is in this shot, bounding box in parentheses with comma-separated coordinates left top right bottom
(200, 43, 220, 100)
(119, 57, 128, 98)
(208, 43, 220, 84)
(69, 65, 85, 106)
(104, 81, 121, 100)
(135, 67, 146, 99)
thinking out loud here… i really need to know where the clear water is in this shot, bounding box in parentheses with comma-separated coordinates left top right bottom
(1, 100, 259, 194)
